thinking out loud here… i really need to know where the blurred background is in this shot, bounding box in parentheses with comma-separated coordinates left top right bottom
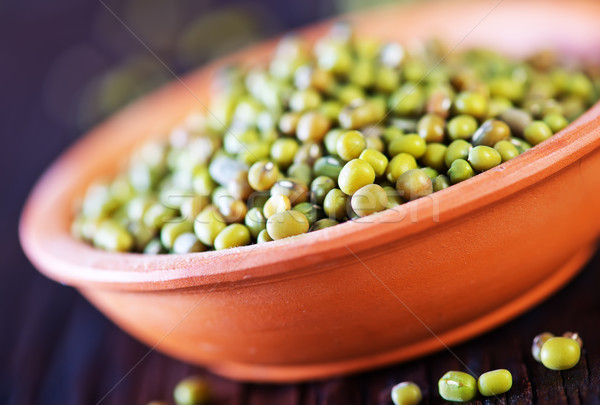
(3, 0, 600, 404)
(3, 0, 405, 137)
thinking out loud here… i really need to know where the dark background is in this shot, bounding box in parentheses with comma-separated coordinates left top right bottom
(2, 0, 600, 403)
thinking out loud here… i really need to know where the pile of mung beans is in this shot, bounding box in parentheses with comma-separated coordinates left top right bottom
(72, 24, 600, 253)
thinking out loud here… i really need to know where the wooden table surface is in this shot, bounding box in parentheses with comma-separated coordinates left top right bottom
(3, 234, 600, 404)
(2, 0, 600, 403)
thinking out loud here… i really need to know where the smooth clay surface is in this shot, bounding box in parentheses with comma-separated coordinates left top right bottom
(20, 0, 600, 382)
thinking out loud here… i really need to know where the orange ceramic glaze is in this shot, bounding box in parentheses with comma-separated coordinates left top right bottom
(20, 0, 600, 382)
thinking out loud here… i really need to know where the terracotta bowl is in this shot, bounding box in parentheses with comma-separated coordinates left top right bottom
(20, 0, 600, 382)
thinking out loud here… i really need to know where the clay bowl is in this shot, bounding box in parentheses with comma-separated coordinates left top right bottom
(19, 0, 600, 382)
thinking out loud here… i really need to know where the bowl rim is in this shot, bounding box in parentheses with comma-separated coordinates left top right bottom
(19, 0, 600, 292)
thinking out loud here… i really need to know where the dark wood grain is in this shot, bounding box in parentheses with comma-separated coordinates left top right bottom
(5, 216, 600, 403)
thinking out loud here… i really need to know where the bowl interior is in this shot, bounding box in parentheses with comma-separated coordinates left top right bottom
(19, 0, 600, 291)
